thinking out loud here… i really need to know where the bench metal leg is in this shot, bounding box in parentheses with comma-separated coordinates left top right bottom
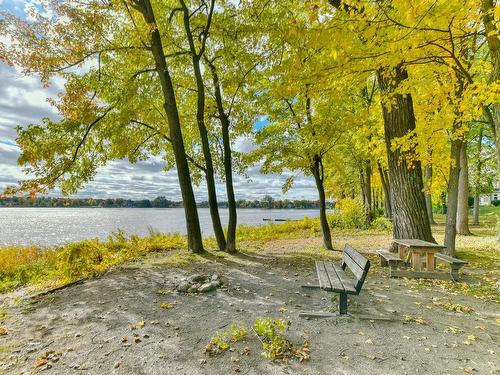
(339, 293, 348, 314)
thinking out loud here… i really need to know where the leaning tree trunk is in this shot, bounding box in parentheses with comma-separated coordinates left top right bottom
(444, 133, 463, 256)
(457, 141, 472, 235)
(377, 66, 434, 242)
(207, 61, 238, 253)
(481, 0, 500, 185)
(311, 155, 333, 250)
(181, 6, 226, 251)
(378, 162, 392, 218)
(424, 165, 436, 225)
(137, 0, 203, 252)
(473, 125, 484, 225)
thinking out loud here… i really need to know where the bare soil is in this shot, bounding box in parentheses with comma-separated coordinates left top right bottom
(1, 245, 499, 375)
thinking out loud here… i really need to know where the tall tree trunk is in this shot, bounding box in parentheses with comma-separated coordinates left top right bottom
(181, 3, 226, 251)
(473, 126, 484, 225)
(444, 132, 463, 256)
(457, 141, 472, 235)
(424, 165, 436, 225)
(136, 0, 203, 252)
(481, 0, 500, 184)
(378, 162, 392, 218)
(311, 155, 333, 250)
(377, 66, 434, 242)
(206, 60, 237, 253)
(358, 161, 372, 226)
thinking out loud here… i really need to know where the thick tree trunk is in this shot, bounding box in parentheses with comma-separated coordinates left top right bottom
(206, 61, 237, 253)
(137, 0, 203, 252)
(472, 126, 484, 226)
(481, 0, 500, 184)
(444, 134, 463, 256)
(378, 162, 392, 218)
(312, 155, 333, 250)
(457, 141, 472, 235)
(377, 66, 434, 242)
(424, 165, 436, 225)
(181, 6, 226, 251)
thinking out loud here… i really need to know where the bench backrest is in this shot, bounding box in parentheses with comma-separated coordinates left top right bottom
(341, 244, 370, 294)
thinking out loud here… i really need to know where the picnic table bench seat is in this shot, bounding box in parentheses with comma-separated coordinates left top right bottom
(377, 250, 403, 267)
(308, 244, 370, 315)
(435, 253, 468, 281)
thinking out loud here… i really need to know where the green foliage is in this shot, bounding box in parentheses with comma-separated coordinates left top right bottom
(0, 232, 186, 293)
(205, 324, 248, 356)
(236, 217, 322, 241)
(492, 200, 500, 207)
(252, 317, 309, 363)
(230, 324, 248, 342)
(370, 217, 393, 231)
(328, 198, 366, 229)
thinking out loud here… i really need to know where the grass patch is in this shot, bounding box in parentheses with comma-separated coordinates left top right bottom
(0, 230, 186, 293)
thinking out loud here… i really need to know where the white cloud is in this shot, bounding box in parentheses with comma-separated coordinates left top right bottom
(0, 62, 318, 200)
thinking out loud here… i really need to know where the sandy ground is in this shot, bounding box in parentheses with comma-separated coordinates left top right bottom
(0, 246, 499, 375)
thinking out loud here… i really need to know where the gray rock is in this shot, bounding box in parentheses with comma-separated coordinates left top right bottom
(177, 281, 190, 293)
(187, 284, 199, 293)
(211, 274, 219, 281)
(210, 280, 220, 288)
(199, 283, 215, 293)
(188, 274, 204, 283)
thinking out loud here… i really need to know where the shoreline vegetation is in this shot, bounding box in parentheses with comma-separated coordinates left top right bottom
(0, 196, 332, 209)
(0, 206, 498, 302)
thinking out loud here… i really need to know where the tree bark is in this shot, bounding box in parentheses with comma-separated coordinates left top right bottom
(472, 125, 484, 225)
(456, 141, 472, 235)
(444, 131, 463, 256)
(359, 161, 372, 226)
(424, 165, 436, 225)
(136, 0, 203, 252)
(377, 66, 434, 242)
(181, 2, 226, 251)
(378, 162, 392, 218)
(206, 60, 237, 253)
(481, 0, 500, 184)
(311, 155, 333, 250)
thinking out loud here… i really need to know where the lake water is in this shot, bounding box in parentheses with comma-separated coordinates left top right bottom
(0, 208, 319, 246)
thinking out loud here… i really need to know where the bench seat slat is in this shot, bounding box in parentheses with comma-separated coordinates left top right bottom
(377, 250, 402, 262)
(323, 262, 346, 293)
(315, 261, 333, 291)
(329, 263, 358, 294)
(435, 253, 468, 265)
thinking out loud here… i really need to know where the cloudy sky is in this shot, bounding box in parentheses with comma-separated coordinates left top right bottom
(0, 1, 318, 201)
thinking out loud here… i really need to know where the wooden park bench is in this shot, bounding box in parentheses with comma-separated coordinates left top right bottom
(435, 253, 468, 281)
(301, 244, 370, 316)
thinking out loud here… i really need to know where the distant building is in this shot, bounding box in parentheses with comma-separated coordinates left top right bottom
(479, 185, 500, 205)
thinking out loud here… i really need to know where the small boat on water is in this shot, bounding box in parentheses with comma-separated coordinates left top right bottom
(262, 218, 299, 222)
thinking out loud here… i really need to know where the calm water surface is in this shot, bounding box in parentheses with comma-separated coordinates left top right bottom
(0, 208, 319, 246)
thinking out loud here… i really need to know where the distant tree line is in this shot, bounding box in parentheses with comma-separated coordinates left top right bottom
(0, 195, 331, 209)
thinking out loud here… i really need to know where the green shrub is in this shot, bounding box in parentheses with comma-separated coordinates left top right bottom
(492, 200, 500, 207)
(370, 216, 392, 231)
(328, 198, 366, 229)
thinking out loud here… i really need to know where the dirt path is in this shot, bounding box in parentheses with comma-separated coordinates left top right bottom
(0, 249, 499, 375)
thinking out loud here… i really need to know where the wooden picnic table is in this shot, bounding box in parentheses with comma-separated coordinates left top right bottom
(393, 239, 446, 272)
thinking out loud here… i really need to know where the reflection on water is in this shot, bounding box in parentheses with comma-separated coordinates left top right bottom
(0, 207, 319, 246)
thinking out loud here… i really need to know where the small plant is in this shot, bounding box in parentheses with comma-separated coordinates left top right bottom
(230, 324, 248, 342)
(253, 318, 309, 363)
(205, 331, 230, 356)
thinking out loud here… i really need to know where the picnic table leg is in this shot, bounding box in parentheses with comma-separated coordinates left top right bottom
(427, 252, 435, 271)
(339, 293, 348, 315)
